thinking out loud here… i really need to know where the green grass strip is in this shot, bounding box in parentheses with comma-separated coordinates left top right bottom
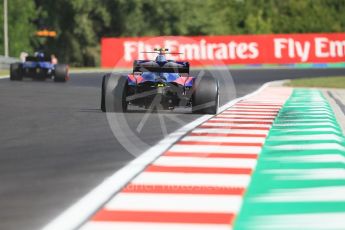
(285, 76, 345, 88)
(234, 89, 345, 230)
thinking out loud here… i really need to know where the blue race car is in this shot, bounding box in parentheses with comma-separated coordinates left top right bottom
(10, 52, 69, 82)
(101, 48, 219, 114)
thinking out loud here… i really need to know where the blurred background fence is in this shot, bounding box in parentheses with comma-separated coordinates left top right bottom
(0, 55, 18, 70)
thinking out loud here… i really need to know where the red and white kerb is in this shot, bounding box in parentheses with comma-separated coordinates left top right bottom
(80, 87, 292, 230)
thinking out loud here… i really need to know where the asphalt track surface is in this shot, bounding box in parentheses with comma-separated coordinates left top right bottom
(0, 67, 344, 230)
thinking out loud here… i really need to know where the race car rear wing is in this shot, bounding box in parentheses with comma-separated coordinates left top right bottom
(133, 60, 189, 74)
(25, 56, 51, 62)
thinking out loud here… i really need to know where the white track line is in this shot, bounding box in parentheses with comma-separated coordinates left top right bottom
(131, 172, 251, 187)
(192, 128, 269, 135)
(201, 123, 272, 128)
(153, 156, 257, 168)
(42, 80, 276, 230)
(104, 193, 243, 213)
(215, 115, 276, 118)
(170, 145, 262, 154)
(210, 118, 275, 122)
(181, 135, 266, 143)
(232, 105, 282, 109)
(221, 111, 278, 115)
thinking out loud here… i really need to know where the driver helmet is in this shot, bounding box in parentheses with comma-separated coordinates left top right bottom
(35, 52, 45, 58)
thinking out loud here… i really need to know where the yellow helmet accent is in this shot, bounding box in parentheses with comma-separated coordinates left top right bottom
(154, 48, 169, 53)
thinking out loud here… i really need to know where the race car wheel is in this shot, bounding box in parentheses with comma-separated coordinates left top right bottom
(54, 64, 68, 82)
(192, 75, 219, 114)
(104, 74, 128, 112)
(10, 63, 23, 81)
(101, 74, 110, 112)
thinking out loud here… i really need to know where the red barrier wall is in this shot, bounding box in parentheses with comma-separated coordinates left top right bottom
(101, 33, 345, 68)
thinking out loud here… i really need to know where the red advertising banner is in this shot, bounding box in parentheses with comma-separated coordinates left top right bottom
(101, 33, 345, 68)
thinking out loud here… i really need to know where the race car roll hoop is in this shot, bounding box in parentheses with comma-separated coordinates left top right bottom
(101, 48, 219, 114)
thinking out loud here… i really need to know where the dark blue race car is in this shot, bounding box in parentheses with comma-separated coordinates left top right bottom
(101, 48, 219, 114)
(10, 53, 69, 82)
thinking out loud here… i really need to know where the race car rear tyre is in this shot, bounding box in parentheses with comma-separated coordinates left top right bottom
(101, 74, 110, 112)
(192, 75, 219, 114)
(54, 64, 68, 82)
(104, 74, 128, 112)
(10, 63, 23, 81)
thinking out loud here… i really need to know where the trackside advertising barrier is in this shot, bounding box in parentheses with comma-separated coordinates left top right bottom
(101, 33, 345, 68)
